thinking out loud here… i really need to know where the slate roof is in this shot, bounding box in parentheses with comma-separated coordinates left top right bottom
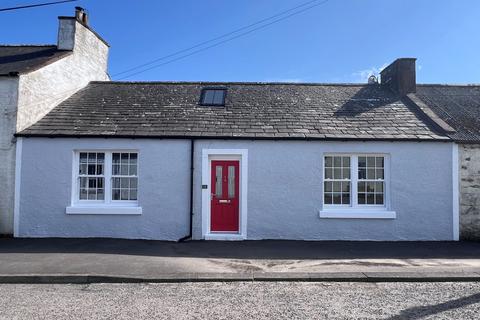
(17, 81, 450, 141)
(416, 85, 480, 143)
(0, 45, 71, 75)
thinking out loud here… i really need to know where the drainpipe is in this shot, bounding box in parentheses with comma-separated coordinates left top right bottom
(179, 139, 195, 242)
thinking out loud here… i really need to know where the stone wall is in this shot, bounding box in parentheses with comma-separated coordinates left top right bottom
(460, 143, 480, 240)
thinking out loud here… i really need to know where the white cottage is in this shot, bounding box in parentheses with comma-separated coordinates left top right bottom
(13, 58, 464, 241)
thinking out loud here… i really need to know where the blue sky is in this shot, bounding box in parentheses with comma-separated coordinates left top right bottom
(1, 0, 479, 83)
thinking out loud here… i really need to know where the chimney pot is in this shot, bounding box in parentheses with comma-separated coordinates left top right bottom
(75, 6, 88, 26)
(380, 58, 416, 95)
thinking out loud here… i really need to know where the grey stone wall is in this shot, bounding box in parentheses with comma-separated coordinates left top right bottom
(1, 18, 109, 235)
(460, 143, 480, 240)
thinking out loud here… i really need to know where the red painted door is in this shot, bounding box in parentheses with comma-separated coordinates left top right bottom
(211, 160, 240, 232)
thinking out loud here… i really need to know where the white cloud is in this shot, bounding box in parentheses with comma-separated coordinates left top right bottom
(352, 63, 388, 83)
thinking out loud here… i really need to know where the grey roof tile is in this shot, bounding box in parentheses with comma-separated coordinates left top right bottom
(415, 85, 480, 143)
(17, 81, 450, 141)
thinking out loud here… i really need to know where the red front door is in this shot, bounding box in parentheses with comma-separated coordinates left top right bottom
(211, 160, 240, 232)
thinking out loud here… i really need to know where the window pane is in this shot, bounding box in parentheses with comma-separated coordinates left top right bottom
(203, 90, 215, 104)
(341, 182, 350, 192)
(112, 164, 120, 175)
(213, 90, 225, 105)
(130, 153, 137, 164)
(112, 189, 120, 200)
(97, 189, 104, 200)
(334, 168, 342, 179)
(88, 153, 96, 163)
(375, 182, 384, 193)
(120, 178, 129, 188)
(342, 157, 350, 167)
(80, 188, 87, 200)
(88, 164, 96, 175)
(332, 193, 341, 204)
(80, 153, 88, 163)
(325, 156, 333, 167)
(121, 189, 129, 200)
(358, 168, 366, 179)
(130, 178, 138, 189)
(130, 189, 138, 201)
(376, 169, 384, 179)
(324, 193, 333, 204)
(215, 165, 222, 197)
(376, 193, 384, 205)
(324, 181, 332, 192)
(358, 193, 366, 204)
(358, 181, 365, 192)
(334, 157, 341, 167)
(367, 168, 375, 179)
(342, 168, 350, 179)
(367, 157, 375, 167)
(113, 153, 120, 164)
(129, 165, 137, 176)
(121, 153, 129, 163)
(366, 182, 375, 193)
(79, 164, 87, 175)
(367, 193, 375, 204)
(228, 166, 235, 198)
(325, 168, 333, 179)
(358, 157, 366, 168)
(342, 193, 350, 205)
(333, 181, 341, 192)
(376, 157, 384, 167)
(120, 164, 128, 175)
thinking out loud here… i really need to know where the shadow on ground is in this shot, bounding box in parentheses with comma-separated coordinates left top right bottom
(0, 238, 479, 260)
(387, 292, 480, 320)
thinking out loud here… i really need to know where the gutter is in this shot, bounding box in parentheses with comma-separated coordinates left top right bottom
(178, 139, 195, 242)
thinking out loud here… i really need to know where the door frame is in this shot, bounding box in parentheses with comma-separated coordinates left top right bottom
(201, 149, 248, 240)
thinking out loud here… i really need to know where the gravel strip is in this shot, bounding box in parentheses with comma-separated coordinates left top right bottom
(1, 282, 480, 319)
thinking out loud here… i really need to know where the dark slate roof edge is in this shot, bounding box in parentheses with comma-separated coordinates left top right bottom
(0, 47, 72, 76)
(14, 132, 451, 142)
(58, 17, 110, 47)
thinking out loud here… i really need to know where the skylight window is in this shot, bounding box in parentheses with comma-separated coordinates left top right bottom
(200, 88, 226, 106)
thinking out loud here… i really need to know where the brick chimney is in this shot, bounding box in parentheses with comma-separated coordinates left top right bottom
(380, 58, 416, 95)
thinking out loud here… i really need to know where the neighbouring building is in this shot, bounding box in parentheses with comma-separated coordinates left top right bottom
(0, 8, 109, 235)
(414, 86, 480, 240)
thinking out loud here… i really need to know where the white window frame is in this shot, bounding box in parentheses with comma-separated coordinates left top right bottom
(66, 150, 142, 215)
(320, 153, 396, 219)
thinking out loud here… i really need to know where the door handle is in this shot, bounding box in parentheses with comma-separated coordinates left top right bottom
(218, 200, 230, 203)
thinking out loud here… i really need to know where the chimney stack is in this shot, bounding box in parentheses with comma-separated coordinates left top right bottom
(380, 58, 416, 95)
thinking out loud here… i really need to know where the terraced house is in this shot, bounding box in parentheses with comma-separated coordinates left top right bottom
(2, 9, 479, 241)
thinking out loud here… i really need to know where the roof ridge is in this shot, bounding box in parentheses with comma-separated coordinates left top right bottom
(90, 80, 373, 87)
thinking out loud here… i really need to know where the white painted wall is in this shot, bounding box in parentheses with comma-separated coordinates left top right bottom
(17, 138, 456, 241)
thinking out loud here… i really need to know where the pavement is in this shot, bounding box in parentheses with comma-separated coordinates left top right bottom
(1, 238, 480, 283)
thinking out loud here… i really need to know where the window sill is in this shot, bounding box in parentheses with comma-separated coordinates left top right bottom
(66, 206, 142, 215)
(319, 209, 396, 219)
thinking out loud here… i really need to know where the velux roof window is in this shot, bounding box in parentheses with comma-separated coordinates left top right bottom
(200, 88, 226, 106)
